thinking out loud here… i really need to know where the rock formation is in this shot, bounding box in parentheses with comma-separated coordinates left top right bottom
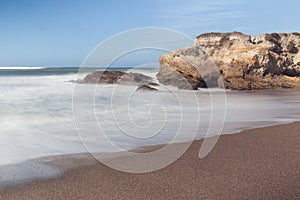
(157, 32, 300, 90)
(76, 71, 155, 85)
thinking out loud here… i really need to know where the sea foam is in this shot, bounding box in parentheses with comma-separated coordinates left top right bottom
(0, 68, 299, 168)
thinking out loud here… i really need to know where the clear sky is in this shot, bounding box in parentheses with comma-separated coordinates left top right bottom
(0, 0, 299, 66)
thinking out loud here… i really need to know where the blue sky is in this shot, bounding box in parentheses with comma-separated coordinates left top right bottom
(0, 0, 299, 66)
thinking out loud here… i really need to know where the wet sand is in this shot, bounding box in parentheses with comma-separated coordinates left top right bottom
(0, 122, 299, 199)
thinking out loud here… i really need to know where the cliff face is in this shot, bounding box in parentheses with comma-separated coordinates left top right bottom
(157, 32, 300, 90)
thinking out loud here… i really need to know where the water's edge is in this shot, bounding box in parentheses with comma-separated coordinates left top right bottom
(1, 120, 299, 189)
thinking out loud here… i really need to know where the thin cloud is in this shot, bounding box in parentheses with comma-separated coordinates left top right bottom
(155, 0, 246, 35)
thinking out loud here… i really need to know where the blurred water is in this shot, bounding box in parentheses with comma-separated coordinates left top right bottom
(0, 67, 300, 167)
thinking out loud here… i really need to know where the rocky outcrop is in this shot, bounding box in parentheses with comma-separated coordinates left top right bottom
(76, 71, 155, 85)
(157, 32, 300, 90)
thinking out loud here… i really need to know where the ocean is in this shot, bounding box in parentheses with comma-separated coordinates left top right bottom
(0, 66, 300, 183)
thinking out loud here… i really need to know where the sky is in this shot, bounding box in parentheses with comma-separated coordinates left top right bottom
(0, 0, 299, 67)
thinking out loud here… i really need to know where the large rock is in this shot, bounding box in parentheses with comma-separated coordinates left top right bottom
(157, 32, 300, 90)
(157, 46, 221, 90)
(77, 71, 155, 85)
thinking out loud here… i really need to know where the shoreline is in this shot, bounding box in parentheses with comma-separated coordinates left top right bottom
(1, 122, 299, 199)
(0, 118, 297, 188)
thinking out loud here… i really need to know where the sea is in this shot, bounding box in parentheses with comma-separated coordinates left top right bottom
(0, 66, 300, 185)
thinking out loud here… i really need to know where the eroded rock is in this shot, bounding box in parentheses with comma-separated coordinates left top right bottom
(157, 32, 300, 90)
(76, 71, 154, 85)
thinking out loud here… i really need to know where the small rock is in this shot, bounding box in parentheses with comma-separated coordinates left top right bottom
(136, 85, 158, 92)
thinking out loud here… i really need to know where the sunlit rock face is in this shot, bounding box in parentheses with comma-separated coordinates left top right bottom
(157, 32, 300, 90)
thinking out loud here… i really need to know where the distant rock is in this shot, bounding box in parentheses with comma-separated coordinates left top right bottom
(76, 71, 154, 85)
(157, 32, 300, 90)
(136, 84, 158, 92)
(78, 71, 125, 84)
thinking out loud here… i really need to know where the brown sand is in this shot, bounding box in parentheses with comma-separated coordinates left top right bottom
(0, 122, 299, 199)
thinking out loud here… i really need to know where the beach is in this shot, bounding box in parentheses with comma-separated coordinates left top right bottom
(2, 0, 300, 199)
(1, 122, 299, 199)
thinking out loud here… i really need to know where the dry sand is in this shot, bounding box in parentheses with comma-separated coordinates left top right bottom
(0, 122, 299, 199)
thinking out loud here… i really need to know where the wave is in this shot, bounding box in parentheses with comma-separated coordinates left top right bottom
(0, 66, 47, 70)
(0, 67, 81, 77)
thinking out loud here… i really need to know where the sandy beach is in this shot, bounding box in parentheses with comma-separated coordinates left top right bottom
(0, 122, 299, 199)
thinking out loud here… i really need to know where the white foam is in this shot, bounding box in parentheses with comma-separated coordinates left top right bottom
(0, 70, 300, 168)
